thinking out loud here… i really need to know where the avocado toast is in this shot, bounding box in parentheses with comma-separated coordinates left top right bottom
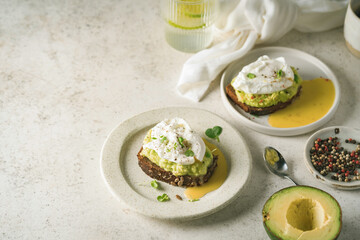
(137, 118, 218, 187)
(137, 148, 218, 187)
(226, 82, 302, 115)
(226, 55, 303, 115)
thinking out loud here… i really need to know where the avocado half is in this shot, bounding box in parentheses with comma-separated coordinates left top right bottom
(262, 186, 342, 240)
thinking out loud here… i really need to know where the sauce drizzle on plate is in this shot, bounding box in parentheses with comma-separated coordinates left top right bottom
(268, 78, 335, 128)
(184, 139, 228, 200)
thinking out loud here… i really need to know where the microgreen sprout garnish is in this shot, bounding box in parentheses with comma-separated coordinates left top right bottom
(151, 180, 159, 189)
(151, 137, 157, 140)
(178, 137, 185, 148)
(157, 193, 170, 202)
(205, 151, 211, 158)
(205, 126, 223, 142)
(185, 148, 194, 157)
(247, 73, 256, 79)
(188, 199, 199, 202)
(276, 69, 284, 78)
(160, 136, 167, 143)
(174, 142, 178, 150)
(294, 73, 299, 83)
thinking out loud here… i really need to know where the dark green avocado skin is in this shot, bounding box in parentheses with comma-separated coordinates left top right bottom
(263, 225, 282, 240)
(264, 226, 340, 240)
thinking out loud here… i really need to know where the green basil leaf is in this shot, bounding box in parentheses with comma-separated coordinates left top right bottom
(213, 126, 222, 136)
(205, 128, 216, 139)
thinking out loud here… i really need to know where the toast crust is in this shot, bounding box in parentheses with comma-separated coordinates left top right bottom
(137, 148, 218, 188)
(225, 84, 302, 115)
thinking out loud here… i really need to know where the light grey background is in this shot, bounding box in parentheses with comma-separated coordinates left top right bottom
(1, 0, 359, 239)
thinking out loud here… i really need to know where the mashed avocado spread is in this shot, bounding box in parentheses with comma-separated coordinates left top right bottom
(141, 131, 213, 176)
(231, 68, 302, 108)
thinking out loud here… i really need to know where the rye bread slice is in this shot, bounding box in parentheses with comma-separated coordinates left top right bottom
(225, 83, 302, 115)
(137, 148, 218, 188)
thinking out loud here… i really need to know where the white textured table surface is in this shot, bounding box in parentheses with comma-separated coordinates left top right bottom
(1, 1, 360, 239)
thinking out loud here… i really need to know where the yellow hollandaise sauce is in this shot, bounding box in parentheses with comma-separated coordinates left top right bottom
(184, 139, 228, 200)
(268, 78, 335, 128)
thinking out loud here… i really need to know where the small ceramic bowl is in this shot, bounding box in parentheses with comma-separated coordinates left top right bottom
(304, 126, 360, 190)
(344, 0, 360, 58)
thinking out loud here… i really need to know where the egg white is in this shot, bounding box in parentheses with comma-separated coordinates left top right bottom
(142, 118, 206, 165)
(232, 55, 294, 94)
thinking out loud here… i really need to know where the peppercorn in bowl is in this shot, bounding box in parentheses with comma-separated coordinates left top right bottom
(304, 126, 360, 190)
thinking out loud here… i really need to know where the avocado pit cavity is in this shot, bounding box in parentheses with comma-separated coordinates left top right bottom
(262, 186, 342, 240)
(286, 198, 328, 232)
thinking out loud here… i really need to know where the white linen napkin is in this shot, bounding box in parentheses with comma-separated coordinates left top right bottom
(177, 0, 348, 101)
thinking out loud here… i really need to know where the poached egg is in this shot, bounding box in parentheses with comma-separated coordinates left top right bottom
(143, 118, 206, 165)
(232, 55, 295, 94)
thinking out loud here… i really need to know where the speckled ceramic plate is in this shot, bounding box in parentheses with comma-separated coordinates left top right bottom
(304, 126, 360, 190)
(220, 47, 340, 136)
(100, 107, 252, 220)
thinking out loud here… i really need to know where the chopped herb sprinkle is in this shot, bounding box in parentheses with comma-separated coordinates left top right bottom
(247, 73, 256, 79)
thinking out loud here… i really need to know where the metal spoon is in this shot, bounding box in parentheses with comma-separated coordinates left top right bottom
(263, 146, 299, 185)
